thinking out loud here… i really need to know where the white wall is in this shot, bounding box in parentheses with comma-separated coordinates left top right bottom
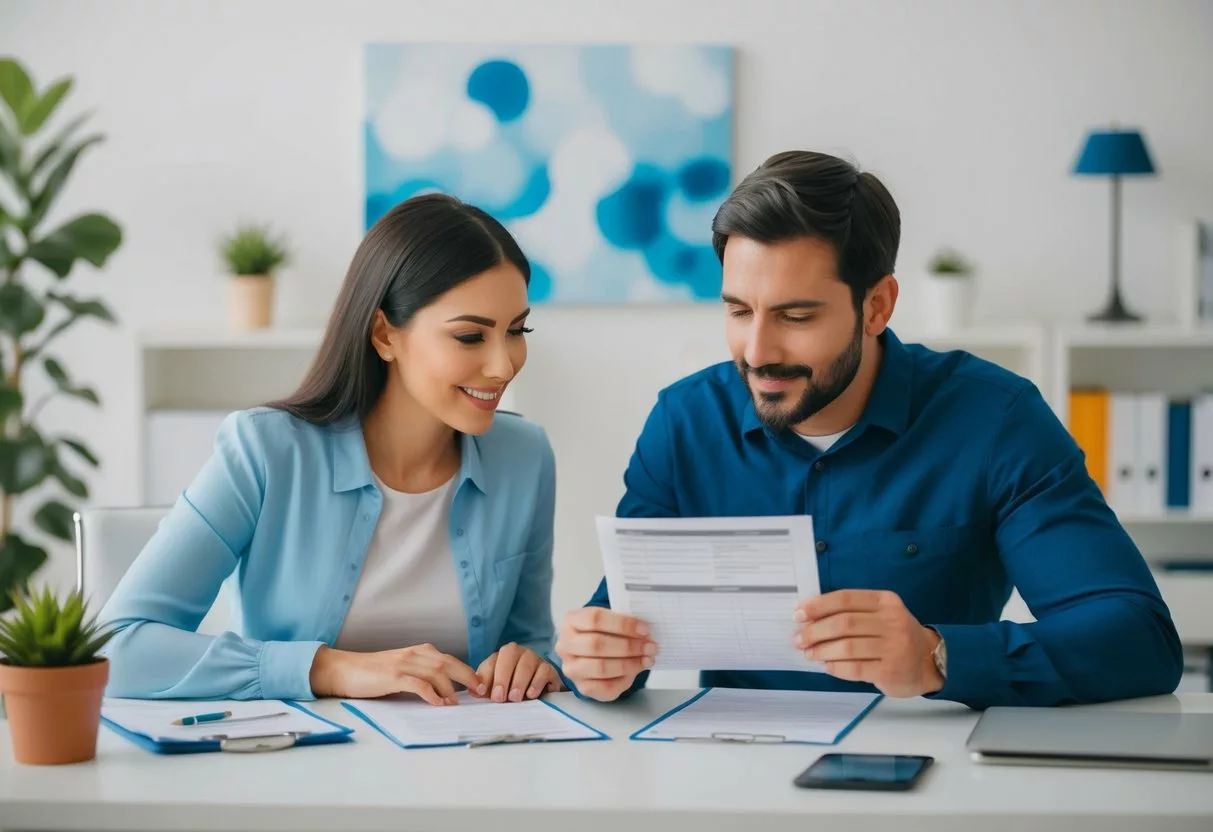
(3, 0, 1212, 619)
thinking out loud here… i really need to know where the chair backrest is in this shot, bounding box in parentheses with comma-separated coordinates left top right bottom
(75, 506, 233, 635)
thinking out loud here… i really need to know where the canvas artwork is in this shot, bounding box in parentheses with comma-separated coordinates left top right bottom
(364, 43, 733, 303)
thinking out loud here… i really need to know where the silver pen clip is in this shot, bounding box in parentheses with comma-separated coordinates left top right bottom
(460, 732, 549, 748)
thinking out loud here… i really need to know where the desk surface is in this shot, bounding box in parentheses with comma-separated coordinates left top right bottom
(3, 690, 1212, 832)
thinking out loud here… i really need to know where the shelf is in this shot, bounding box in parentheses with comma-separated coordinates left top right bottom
(1118, 511, 1213, 525)
(900, 323, 1045, 350)
(1057, 324, 1213, 349)
(137, 327, 325, 350)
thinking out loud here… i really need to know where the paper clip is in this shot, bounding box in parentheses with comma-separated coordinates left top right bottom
(675, 732, 787, 744)
(460, 732, 549, 748)
(197, 731, 312, 753)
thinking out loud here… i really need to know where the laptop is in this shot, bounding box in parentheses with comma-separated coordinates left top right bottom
(966, 707, 1213, 772)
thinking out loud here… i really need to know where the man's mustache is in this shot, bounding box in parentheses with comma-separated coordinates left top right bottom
(739, 360, 813, 381)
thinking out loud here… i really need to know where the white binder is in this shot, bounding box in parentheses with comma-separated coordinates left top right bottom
(1192, 394, 1213, 515)
(1134, 393, 1168, 516)
(1107, 393, 1138, 514)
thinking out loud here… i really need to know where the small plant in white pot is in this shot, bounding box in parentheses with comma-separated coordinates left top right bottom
(219, 224, 289, 331)
(0, 587, 115, 764)
(921, 247, 976, 333)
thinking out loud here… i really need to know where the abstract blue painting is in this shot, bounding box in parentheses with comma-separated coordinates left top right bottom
(364, 44, 733, 303)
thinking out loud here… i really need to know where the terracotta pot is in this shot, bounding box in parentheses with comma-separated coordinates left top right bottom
(228, 274, 275, 330)
(0, 659, 108, 765)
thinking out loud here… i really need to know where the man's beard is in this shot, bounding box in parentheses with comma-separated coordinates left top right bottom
(738, 316, 864, 432)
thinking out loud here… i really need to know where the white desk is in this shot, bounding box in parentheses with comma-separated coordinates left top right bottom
(2, 690, 1212, 832)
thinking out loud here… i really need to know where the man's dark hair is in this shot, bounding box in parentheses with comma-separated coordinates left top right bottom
(711, 150, 900, 309)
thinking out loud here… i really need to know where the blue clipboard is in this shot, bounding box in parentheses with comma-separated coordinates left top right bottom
(341, 697, 610, 749)
(101, 701, 355, 755)
(629, 688, 883, 745)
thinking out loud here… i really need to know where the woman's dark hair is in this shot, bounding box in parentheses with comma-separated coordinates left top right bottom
(711, 150, 900, 310)
(269, 193, 530, 425)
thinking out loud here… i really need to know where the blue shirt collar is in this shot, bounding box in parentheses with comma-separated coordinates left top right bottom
(329, 419, 487, 493)
(741, 327, 913, 440)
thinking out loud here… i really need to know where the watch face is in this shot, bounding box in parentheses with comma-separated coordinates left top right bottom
(934, 640, 947, 677)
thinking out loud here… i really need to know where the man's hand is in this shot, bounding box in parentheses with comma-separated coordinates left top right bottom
(554, 607, 656, 702)
(793, 590, 943, 698)
(308, 643, 486, 704)
(475, 643, 563, 702)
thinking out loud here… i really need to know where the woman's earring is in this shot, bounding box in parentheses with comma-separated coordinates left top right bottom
(382, 352, 392, 362)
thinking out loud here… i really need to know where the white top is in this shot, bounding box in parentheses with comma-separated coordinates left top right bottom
(797, 425, 853, 451)
(4, 691, 1211, 832)
(333, 474, 468, 659)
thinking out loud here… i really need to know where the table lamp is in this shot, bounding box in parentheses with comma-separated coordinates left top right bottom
(1072, 127, 1156, 322)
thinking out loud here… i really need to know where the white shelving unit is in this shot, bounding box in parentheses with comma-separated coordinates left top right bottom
(905, 323, 1050, 399)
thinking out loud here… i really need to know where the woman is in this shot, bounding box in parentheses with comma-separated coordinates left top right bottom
(100, 194, 560, 706)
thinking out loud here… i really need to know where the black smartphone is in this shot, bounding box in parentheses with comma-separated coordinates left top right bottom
(793, 753, 934, 791)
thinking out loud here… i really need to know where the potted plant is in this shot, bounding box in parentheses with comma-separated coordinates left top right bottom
(219, 223, 289, 330)
(1, 58, 121, 613)
(921, 247, 976, 333)
(0, 586, 115, 764)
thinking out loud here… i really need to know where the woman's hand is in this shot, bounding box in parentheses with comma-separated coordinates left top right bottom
(309, 643, 486, 704)
(475, 642, 565, 702)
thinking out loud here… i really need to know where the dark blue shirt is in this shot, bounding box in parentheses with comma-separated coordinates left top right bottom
(583, 329, 1182, 708)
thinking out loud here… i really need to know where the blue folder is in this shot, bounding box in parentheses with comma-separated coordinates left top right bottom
(101, 701, 355, 755)
(1167, 400, 1192, 509)
(630, 688, 883, 745)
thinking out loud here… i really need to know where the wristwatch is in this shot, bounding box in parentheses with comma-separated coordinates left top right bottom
(930, 629, 948, 680)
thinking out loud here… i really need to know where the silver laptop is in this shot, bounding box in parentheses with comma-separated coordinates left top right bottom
(966, 707, 1213, 772)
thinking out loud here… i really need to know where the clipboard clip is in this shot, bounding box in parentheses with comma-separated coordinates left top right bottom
(200, 731, 311, 753)
(675, 732, 787, 744)
(460, 732, 549, 748)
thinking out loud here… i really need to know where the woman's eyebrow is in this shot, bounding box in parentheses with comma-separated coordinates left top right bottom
(445, 307, 531, 326)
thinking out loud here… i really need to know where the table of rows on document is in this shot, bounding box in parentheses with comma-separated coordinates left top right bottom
(597, 515, 823, 671)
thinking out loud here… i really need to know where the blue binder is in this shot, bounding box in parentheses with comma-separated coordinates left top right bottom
(101, 701, 355, 754)
(1167, 400, 1192, 509)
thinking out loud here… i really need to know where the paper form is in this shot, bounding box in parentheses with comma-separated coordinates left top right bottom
(343, 692, 603, 748)
(633, 688, 881, 744)
(597, 515, 823, 671)
(102, 698, 332, 742)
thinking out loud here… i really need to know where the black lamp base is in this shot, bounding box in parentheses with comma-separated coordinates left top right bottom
(1087, 288, 1143, 323)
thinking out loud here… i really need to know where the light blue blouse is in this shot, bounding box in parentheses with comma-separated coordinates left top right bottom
(99, 407, 557, 701)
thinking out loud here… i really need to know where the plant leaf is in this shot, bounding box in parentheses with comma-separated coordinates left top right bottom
(52, 460, 89, 498)
(45, 291, 117, 324)
(0, 229, 16, 271)
(0, 59, 35, 123)
(33, 499, 76, 542)
(0, 113, 17, 180)
(58, 436, 99, 467)
(0, 384, 21, 418)
(26, 212, 122, 277)
(44, 355, 68, 385)
(23, 135, 103, 234)
(0, 427, 55, 495)
(0, 535, 47, 615)
(42, 356, 100, 406)
(19, 77, 72, 136)
(26, 111, 90, 184)
(0, 283, 46, 335)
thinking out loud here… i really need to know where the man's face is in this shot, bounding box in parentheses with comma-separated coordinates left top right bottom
(722, 236, 864, 432)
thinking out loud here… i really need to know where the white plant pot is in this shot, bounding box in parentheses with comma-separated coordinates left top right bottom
(919, 274, 974, 334)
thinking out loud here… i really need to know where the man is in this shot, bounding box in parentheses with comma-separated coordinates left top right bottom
(556, 150, 1182, 709)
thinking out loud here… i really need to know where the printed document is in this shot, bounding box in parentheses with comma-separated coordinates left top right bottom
(344, 692, 603, 748)
(597, 515, 822, 671)
(634, 688, 881, 744)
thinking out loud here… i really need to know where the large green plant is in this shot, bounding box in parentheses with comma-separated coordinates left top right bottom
(0, 58, 122, 613)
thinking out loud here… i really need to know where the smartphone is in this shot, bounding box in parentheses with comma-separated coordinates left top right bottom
(793, 753, 934, 791)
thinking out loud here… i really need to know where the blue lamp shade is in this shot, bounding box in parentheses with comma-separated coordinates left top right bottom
(1073, 129, 1156, 176)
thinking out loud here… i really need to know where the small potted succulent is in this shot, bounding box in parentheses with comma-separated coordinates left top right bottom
(921, 247, 976, 333)
(0, 587, 115, 764)
(219, 223, 290, 330)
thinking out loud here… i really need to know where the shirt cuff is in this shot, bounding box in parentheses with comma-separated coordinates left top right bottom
(259, 640, 325, 700)
(923, 623, 1000, 709)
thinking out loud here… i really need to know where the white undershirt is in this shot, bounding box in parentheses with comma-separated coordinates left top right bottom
(797, 426, 853, 452)
(333, 474, 469, 659)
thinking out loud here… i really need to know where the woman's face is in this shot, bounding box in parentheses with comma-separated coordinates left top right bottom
(376, 262, 531, 435)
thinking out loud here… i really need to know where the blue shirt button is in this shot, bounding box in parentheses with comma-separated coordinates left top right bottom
(455, 528, 465, 537)
(470, 615, 482, 627)
(460, 560, 469, 569)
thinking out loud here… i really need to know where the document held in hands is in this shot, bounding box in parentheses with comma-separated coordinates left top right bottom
(342, 692, 608, 749)
(597, 515, 823, 671)
(632, 688, 882, 745)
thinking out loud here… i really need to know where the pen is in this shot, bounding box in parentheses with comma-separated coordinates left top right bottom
(171, 711, 290, 727)
(172, 710, 232, 726)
